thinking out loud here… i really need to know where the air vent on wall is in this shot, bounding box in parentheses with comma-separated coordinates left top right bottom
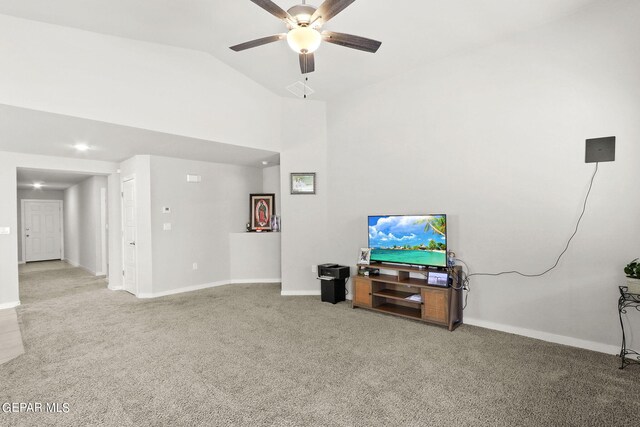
(286, 81, 314, 99)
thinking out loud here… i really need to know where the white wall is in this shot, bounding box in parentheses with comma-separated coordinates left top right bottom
(229, 163, 283, 283)
(63, 176, 107, 274)
(0, 151, 119, 308)
(16, 189, 64, 263)
(0, 14, 282, 152)
(280, 99, 329, 296)
(229, 233, 281, 283)
(0, 163, 20, 308)
(263, 165, 281, 218)
(321, 0, 640, 353)
(147, 155, 263, 296)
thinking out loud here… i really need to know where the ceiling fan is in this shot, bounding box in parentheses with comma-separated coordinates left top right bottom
(230, 0, 382, 74)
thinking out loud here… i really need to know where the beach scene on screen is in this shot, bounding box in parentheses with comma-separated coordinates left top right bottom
(368, 215, 446, 266)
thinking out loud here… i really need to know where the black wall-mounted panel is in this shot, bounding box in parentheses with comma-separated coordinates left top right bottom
(585, 136, 615, 163)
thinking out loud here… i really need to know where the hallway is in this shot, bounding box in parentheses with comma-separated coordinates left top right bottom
(19, 260, 106, 304)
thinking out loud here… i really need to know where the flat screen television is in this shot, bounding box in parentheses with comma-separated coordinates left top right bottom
(368, 214, 447, 268)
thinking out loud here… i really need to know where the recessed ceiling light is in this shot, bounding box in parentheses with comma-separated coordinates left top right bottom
(33, 183, 42, 189)
(262, 161, 269, 165)
(74, 143, 90, 152)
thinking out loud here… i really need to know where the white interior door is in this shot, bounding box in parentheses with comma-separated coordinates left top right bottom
(122, 178, 137, 295)
(24, 201, 62, 262)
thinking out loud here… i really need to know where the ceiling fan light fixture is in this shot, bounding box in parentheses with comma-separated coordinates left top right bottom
(230, 0, 381, 75)
(287, 26, 321, 54)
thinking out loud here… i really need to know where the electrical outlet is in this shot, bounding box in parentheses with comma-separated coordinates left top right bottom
(192, 263, 198, 270)
(311, 265, 317, 273)
(163, 223, 172, 231)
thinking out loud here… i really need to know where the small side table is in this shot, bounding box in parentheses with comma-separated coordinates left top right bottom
(618, 286, 640, 369)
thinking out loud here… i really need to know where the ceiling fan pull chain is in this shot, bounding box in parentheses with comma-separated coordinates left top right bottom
(304, 77, 308, 99)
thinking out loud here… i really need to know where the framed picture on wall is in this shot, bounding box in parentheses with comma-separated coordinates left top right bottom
(290, 173, 316, 195)
(249, 193, 275, 231)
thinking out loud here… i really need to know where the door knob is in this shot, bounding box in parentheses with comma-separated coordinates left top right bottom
(129, 241, 136, 246)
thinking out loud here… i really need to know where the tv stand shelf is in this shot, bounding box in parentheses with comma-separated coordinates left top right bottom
(353, 264, 463, 330)
(373, 289, 417, 301)
(375, 303, 422, 319)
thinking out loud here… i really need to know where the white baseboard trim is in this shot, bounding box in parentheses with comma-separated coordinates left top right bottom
(64, 259, 97, 276)
(108, 285, 124, 291)
(18, 261, 25, 265)
(64, 258, 78, 267)
(464, 317, 619, 355)
(281, 290, 321, 296)
(0, 301, 21, 310)
(138, 280, 229, 299)
(137, 280, 281, 299)
(229, 278, 281, 284)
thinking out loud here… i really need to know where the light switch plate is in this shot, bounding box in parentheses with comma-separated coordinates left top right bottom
(162, 207, 171, 213)
(0, 227, 10, 235)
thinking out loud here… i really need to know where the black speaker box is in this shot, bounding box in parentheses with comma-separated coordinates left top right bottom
(321, 278, 346, 304)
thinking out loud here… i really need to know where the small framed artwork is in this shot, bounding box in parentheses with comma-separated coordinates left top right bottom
(290, 173, 316, 195)
(249, 193, 275, 231)
(357, 248, 371, 265)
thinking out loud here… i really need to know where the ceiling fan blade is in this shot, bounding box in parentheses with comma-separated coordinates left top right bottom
(311, 0, 356, 25)
(229, 34, 286, 52)
(299, 53, 315, 74)
(250, 0, 294, 22)
(322, 31, 381, 53)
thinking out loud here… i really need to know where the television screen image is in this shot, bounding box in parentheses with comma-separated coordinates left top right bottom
(368, 215, 447, 268)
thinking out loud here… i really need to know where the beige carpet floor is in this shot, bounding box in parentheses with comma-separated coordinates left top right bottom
(0, 308, 24, 365)
(1, 261, 639, 426)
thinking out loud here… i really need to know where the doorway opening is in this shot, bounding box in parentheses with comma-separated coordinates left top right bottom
(17, 168, 109, 277)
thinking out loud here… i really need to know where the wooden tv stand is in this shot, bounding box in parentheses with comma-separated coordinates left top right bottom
(352, 264, 463, 331)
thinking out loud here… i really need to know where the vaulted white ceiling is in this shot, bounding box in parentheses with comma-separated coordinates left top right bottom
(0, 0, 602, 100)
(0, 0, 606, 166)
